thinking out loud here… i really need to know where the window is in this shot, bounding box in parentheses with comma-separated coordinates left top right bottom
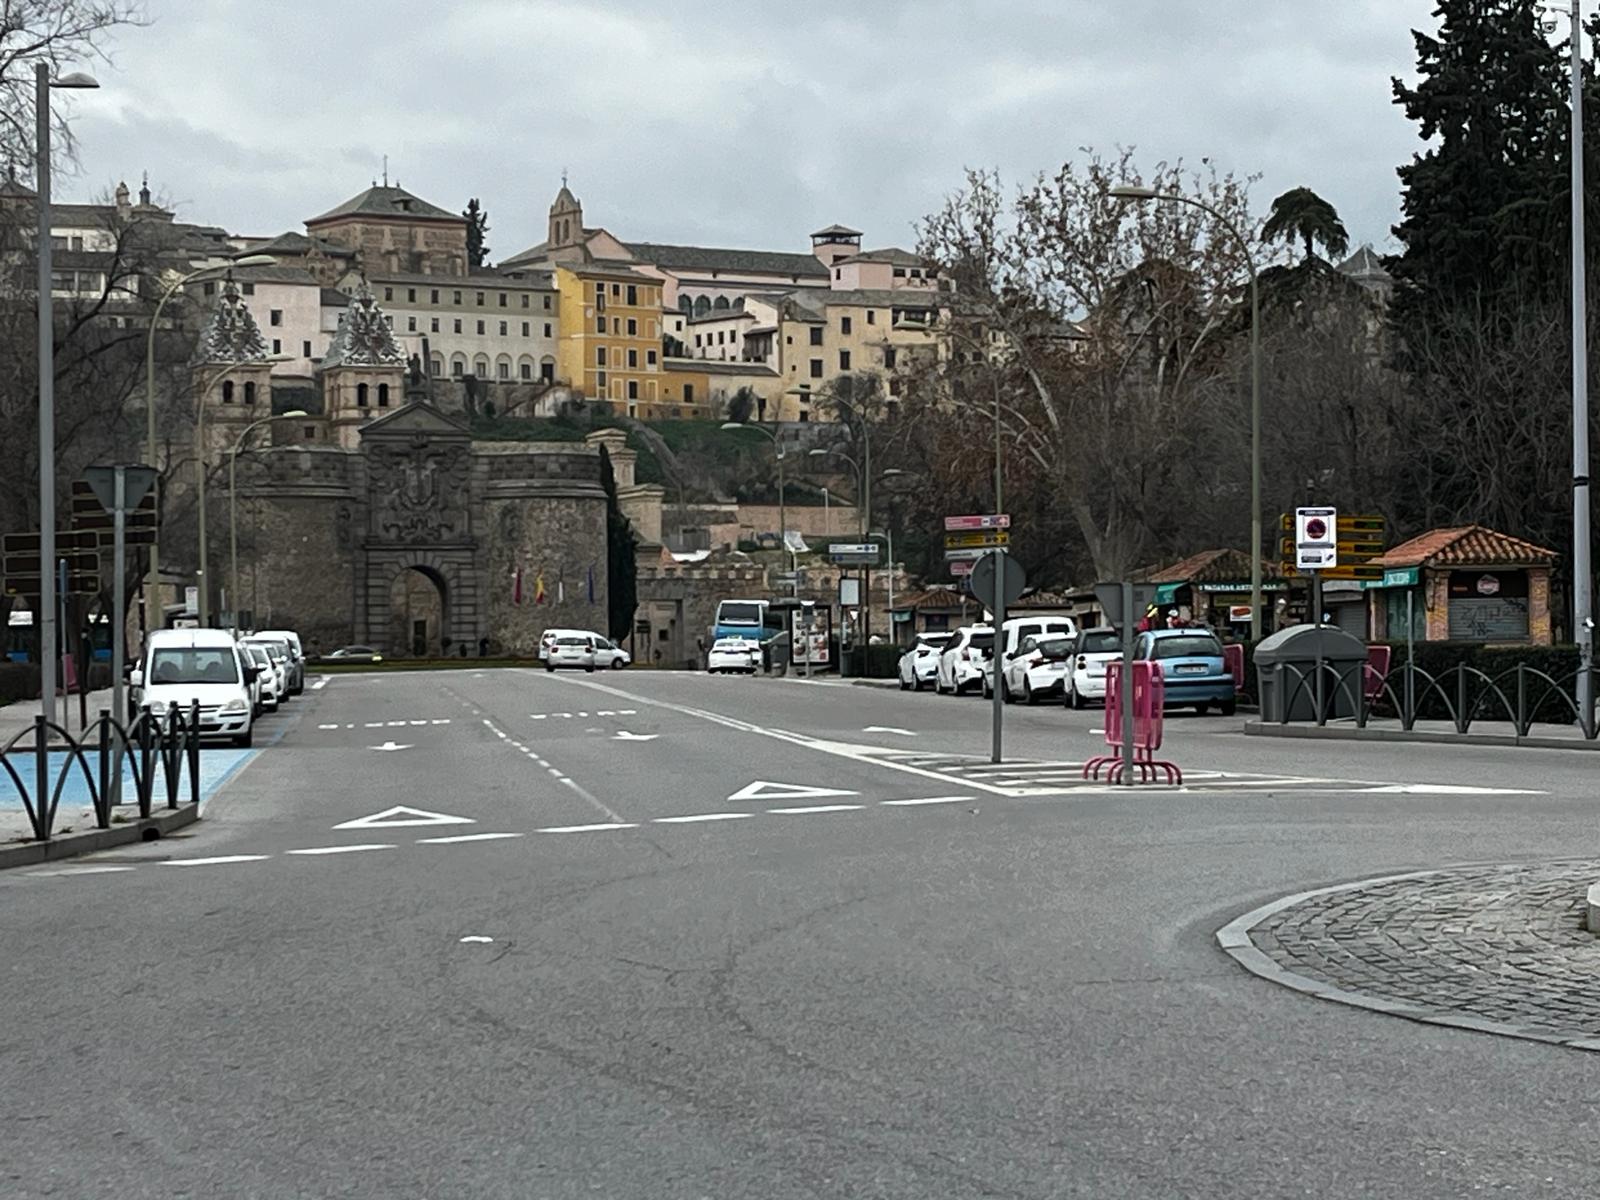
(407, 288, 416, 302)
(595, 282, 605, 300)
(683, 383, 694, 404)
(271, 338, 281, 354)
(408, 317, 417, 332)
(611, 283, 621, 298)
(716, 332, 724, 345)
(798, 410, 809, 422)
(521, 322, 530, 337)
(476, 292, 485, 305)
(356, 383, 369, 407)
(242, 282, 255, 295)
(809, 359, 823, 379)
(202, 281, 216, 297)
(867, 310, 876, 325)
(596, 292, 606, 313)
(384, 287, 393, 301)
(543, 323, 551, 337)
(221, 381, 234, 403)
(627, 348, 638, 368)
(520, 362, 532, 380)
(627, 317, 637, 336)
(269, 309, 283, 327)
(543, 295, 552, 310)
(541, 361, 554, 382)
(475, 357, 489, 377)
(70, 235, 83, 252)
(883, 347, 897, 369)
(626, 285, 637, 305)
(521, 294, 529, 308)
(809, 327, 823, 346)
(695, 334, 702, 348)
(647, 349, 657, 366)
(841, 315, 852, 334)
(304, 426, 316, 439)
(839, 350, 851, 370)
(893, 268, 906, 278)
(476, 320, 486, 335)
(834, 268, 841, 280)
(377, 383, 390, 407)
(302, 340, 312, 357)
(453, 290, 462, 304)
(431, 318, 440, 333)
(595, 316, 606, 334)
(596, 347, 607, 366)
(628, 380, 639, 400)
(454, 319, 462, 334)
(430, 356, 442, 376)
(451, 359, 464, 378)
(597, 370, 607, 388)
(431, 289, 439, 304)
(499, 320, 507, 336)
(498, 360, 509, 379)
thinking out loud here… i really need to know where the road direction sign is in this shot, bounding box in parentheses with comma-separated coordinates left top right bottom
(1280, 537, 1385, 561)
(1294, 506, 1338, 570)
(967, 549, 1026, 608)
(949, 559, 976, 577)
(828, 542, 881, 565)
(944, 513, 1011, 532)
(1280, 512, 1385, 535)
(727, 781, 860, 803)
(943, 546, 990, 562)
(944, 530, 1010, 549)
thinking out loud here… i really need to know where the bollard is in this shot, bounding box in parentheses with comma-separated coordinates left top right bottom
(1455, 664, 1468, 735)
(32, 714, 49, 841)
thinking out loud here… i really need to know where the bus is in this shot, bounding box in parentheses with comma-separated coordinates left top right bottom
(711, 599, 773, 642)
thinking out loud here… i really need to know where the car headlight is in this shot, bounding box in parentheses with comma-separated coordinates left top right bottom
(219, 699, 248, 714)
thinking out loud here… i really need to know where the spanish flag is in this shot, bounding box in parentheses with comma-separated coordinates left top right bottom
(534, 571, 547, 605)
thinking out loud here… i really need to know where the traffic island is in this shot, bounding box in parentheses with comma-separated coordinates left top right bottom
(0, 802, 199, 870)
(1218, 860, 1600, 1050)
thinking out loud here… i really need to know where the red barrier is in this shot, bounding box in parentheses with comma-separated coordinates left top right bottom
(1222, 643, 1244, 691)
(1084, 660, 1181, 784)
(1364, 645, 1391, 703)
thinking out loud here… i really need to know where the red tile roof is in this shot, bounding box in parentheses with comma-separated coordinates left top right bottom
(1369, 525, 1557, 569)
(1144, 548, 1285, 584)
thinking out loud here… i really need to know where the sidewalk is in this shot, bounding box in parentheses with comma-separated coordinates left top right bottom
(0, 689, 118, 747)
(1244, 715, 1599, 751)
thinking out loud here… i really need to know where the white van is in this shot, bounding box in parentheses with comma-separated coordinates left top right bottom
(131, 629, 258, 747)
(989, 615, 1078, 699)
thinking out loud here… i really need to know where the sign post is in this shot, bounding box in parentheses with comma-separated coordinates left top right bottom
(965, 541, 1024, 764)
(1295, 506, 1337, 721)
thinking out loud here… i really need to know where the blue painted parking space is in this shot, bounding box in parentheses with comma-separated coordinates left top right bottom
(0, 748, 256, 812)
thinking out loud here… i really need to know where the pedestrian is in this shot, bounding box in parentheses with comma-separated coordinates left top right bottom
(478, 636, 489, 657)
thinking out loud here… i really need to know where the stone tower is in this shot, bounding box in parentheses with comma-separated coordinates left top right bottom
(192, 276, 273, 458)
(547, 183, 584, 255)
(319, 283, 408, 449)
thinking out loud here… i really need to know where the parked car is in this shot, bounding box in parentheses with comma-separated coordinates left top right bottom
(244, 636, 296, 699)
(897, 632, 952, 691)
(254, 629, 305, 694)
(325, 645, 383, 664)
(545, 633, 600, 672)
(1066, 627, 1123, 709)
(936, 625, 994, 695)
(1136, 628, 1237, 715)
(539, 628, 590, 661)
(993, 615, 1077, 699)
(588, 633, 631, 669)
(130, 628, 257, 747)
(1001, 632, 1075, 704)
(707, 636, 761, 674)
(244, 643, 280, 714)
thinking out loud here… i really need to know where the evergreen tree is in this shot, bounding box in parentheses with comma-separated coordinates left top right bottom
(598, 445, 638, 643)
(464, 198, 490, 268)
(1261, 187, 1349, 261)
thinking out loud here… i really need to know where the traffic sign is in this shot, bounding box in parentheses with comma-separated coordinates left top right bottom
(943, 547, 990, 562)
(967, 550, 1026, 607)
(1294, 506, 1338, 570)
(1279, 537, 1384, 561)
(828, 543, 881, 565)
(949, 559, 976, 577)
(1093, 582, 1160, 628)
(944, 513, 1010, 532)
(1282, 563, 1383, 582)
(2, 530, 100, 555)
(944, 530, 1010, 549)
(1279, 512, 1385, 535)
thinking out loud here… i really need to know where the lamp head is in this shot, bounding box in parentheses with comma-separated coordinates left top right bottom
(1108, 184, 1158, 201)
(233, 254, 278, 269)
(280, 409, 309, 419)
(50, 72, 99, 89)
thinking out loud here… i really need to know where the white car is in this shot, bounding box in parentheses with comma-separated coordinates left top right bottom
(243, 637, 291, 700)
(590, 634, 631, 669)
(545, 633, 600, 672)
(131, 628, 257, 747)
(936, 625, 994, 695)
(707, 636, 761, 674)
(245, 644, 280, 714)
(1002, 632, 1075, 704)
(253, 629, 305, 695)
(1067, 627, 1123, 709)
(992, 615, 1077, 700)
(897, 633, 952, 691)
(539, 627, 589, 661)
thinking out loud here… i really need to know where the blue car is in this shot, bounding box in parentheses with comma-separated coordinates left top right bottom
(1135, 629, 1237, 716)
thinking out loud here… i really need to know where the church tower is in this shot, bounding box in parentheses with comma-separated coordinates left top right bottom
(192, 276, 273, 458)
(547, 181, 584, 255)
(319, 283, 408, 450)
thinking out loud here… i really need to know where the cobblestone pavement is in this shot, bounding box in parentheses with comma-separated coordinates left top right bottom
(1218, 860, 1600, 1049)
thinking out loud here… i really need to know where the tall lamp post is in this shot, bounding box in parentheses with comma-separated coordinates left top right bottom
(228, 409, 308, 631)
(1110, 184, 1262, 643)
(143, 254, 275, 633)
(721, 421, 790, 595)
(34, 66, 98, 723)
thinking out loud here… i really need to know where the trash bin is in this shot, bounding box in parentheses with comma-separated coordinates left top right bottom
(1254, 624, 1369, 722)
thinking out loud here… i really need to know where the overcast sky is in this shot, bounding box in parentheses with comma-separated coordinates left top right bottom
(60, 0, 1444, 262)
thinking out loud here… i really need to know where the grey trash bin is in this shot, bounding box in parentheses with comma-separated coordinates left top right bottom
(1254, 624, 1369, 722)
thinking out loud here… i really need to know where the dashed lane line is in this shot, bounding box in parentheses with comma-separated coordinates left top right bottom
(537, 822, 638, 834)
(767, 804, 866, 815)
(163, 855, 269, 867)
(652, 812, 752, 824)
(417, 832, 525, 845)
(285, 844, 397, 856)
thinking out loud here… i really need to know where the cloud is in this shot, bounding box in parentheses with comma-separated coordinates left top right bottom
(64, 0, 1441, 257)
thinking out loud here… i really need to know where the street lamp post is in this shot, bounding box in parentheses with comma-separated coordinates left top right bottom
(1110, 184, 1262, 643)
(143, 255, 275, 635)
(34, 66, 98, 724)
(228, 410, 308, 631)
(722, 422, 790, 595)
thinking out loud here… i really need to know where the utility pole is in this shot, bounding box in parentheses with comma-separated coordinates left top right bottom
(1569, 0, 1595, 733)
(36, 64, 56, 726)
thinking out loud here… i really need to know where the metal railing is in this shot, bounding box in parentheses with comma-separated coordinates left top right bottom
(0, 701, 202, 842)
(1269, 661, 1598, 740)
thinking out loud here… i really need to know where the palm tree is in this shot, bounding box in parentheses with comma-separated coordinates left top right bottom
(1261, 187, 1349, 262)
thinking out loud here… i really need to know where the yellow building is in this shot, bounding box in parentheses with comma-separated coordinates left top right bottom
(554, 263, 681, 417)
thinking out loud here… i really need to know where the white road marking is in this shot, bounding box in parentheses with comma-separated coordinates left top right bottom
(612, 731, 659, 741)
(317, 723, 340, 730)
(537, 822, 638, 833)
(333, 805, 475, 830)
(1359, 783, 1545, 796)
(767, 804, 864, 815)
(481, 716, 628, 824)
(27, 865, 135, 877)
(286, 844, 397, 856)
(459, 935, 494, 943)
(653, 812, 753, 824)
(369, 741, 412, 752)
(387, 720, 407, 727)
(165, 855, 269, 867)
(863, 726, 918, 736)
(727, 780, 860, 803)
(311, 676, 329, 690)
(364, 722, 384, 728)
(430, 719, 451, 725)
(418, 832, 525, 844)
(880, 795, 977, 806)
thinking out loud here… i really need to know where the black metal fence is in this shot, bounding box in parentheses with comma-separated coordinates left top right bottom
(1269, 661, 1598, 740)
(0, 702, 202, 842)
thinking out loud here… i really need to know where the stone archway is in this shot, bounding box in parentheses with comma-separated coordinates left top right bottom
(388, 565, 447, 656)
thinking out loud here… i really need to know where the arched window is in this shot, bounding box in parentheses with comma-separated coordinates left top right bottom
(678, 295, 692, 314)
(496, 354, 512, 381)
(474, 355, 489, 378)
(692, 295, 710, 318)
(377, 383, 389, 407)
(221, 380, 234, 404)
(451, 354, 466, 378)
(243, 381, 256, 406)
(430, 355, 443, 377)
(356, 382, 369, 407)
(518, 355, 534, 381)
(713, 295, 730, 311)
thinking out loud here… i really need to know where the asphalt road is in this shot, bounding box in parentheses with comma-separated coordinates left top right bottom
(3, 667, 1599, 1198)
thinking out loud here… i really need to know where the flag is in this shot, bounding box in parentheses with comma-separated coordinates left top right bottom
(512, 567, 523, 606)
(534, 571, 547, 605)
(587, 564, 596, 604)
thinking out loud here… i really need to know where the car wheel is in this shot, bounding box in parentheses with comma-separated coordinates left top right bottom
(1070, 686, 1085, 711)
(899, 674, 911, 691)
(546, 664, 555, 673)
(1024, 680, 1037, 705)
(1220, 698, 1237, 717)
(611, 658, 626, 670)
(1193, 703, 1208, 715)
(232, 727, 253, 749)
(585, 663, 596, 673)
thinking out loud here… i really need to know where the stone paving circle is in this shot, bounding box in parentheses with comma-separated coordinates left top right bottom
(1216, 860, 1600, 1050)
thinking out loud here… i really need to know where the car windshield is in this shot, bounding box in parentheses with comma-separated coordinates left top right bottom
(1036, 636, 1074, 658)
(967, 632, 994, 653)
(251, 641, 287, 661)
(1080, 632, 1120, 654)
(1152, 634, 1223, 660)
(714, 639, 753, 651)
(556, 636, 589, 646)
(719, 602, 763, 624)
(340, 646, 374, 655)
(149, 647, 240, 685)
(249, 648, 270, 666)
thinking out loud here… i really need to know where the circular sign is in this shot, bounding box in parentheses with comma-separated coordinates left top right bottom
(1305, 517, 1328, 541)
(1476, 574, 1501, 596)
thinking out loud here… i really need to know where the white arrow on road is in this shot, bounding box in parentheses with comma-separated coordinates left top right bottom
(370, 741, 412, 752)
(863, 726, 918, 736)
(612, 731, 659, 741)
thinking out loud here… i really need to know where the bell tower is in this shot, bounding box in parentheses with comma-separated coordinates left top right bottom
(319, 283, 408, 450)
(192, 276, 272, 458)
(548, 177, 583, 253)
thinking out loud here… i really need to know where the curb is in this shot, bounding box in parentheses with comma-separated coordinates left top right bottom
(1241, 719, 1600, 752)
(1217, 867, 1600, 1052)
(1587, 881, 1600, 935)
(0, 803, 200, 871)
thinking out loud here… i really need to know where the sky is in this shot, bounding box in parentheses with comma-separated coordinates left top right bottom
(56, 0, 1447, 262)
